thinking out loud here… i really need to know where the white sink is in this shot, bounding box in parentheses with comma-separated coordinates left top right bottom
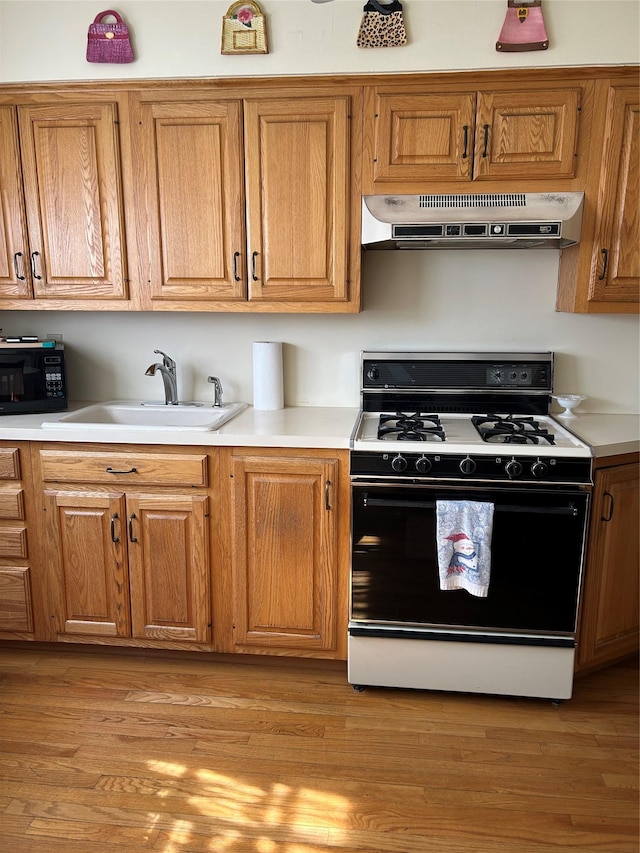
(42, 401, 247, 432)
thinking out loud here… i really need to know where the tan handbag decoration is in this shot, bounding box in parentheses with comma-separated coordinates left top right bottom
(357, 0, 407, 49)
(222, 1, 268, 55)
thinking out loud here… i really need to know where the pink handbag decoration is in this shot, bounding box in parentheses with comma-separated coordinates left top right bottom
(496, 1, 549, 52)
(86, 9, 134, 63)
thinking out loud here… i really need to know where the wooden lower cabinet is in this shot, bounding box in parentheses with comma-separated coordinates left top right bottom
(35, 445, 212, 649)
(0, 443, 40, 639)
(577, 454, 640, 672)
(218, 448, 350, 659)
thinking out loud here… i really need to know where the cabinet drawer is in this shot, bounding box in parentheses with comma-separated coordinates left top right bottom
(0, 526, 28, 558)
(39, 450, 208, 487)
(0, 488, 25, 520)
(0, 567, 33, 632)
(0, 448, 20, 480)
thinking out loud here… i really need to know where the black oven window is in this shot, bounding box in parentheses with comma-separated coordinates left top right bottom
(352, 486, 588, 635)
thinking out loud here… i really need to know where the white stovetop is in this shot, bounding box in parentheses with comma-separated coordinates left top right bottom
(352, 411, 593, 458)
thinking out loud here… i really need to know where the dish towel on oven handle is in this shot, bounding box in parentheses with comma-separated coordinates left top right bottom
(436, 500, 494, 597)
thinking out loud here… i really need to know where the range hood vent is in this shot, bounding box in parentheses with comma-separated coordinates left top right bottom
(362, 192, 584, 250)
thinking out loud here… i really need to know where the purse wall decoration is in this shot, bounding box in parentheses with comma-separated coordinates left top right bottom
(496, 1, 549, 52)
(357, 1, 407, 49)
(222, 1, 268, 55)
(86, 9, 134, 63)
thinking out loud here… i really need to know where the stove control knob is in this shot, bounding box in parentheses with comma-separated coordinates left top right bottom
(366, 366, 380, 381)
(415, 455, 432, 474)
(505, 459, 523, 478)
(531, 460, 549, 479)
(459, 456, 476, 475)
(391, 454, 408, 473)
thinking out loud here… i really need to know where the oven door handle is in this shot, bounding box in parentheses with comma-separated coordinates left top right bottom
(362, 496, 580, 516)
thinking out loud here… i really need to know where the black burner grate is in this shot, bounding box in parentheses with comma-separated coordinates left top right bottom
(378, 413, 446, 442)
(472, 414, 556, 445)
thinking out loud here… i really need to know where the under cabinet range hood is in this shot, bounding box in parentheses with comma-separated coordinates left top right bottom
(361, 192, 584, 250)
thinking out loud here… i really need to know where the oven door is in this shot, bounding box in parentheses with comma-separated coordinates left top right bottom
(350, 481, 590, 639)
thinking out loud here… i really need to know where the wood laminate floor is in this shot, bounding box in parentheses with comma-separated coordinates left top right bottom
(0, 646, 637, 853)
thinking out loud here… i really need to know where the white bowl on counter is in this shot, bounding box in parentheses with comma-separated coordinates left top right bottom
(553, 395, 586, 418)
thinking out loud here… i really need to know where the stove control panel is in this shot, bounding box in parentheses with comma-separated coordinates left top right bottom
(351, 452, 593, 485)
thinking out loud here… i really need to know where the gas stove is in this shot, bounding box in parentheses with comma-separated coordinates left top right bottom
(350, 352, 592, 485)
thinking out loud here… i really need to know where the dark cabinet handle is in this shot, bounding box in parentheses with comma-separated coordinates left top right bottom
(598, 248, 609, 281)
(462, 125, 469, 159)
(110, 513, 120, 543)
(601, 491, 614, 522)
(128, 513, 138, 543)
(30, 251, 42, 280)
(233, 251, 241, 282)
(482, 124, 489, 157)
(325, 479, 331, 511)
(251, 251, 259, 282)
(13, 253, 26, 281)
(105, 466, 138, 475)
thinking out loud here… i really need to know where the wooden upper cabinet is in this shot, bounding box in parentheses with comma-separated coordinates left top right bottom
(557, 79, 639, 314)
(587, 86, 639, 305)
(364, 85, 583, 192)
(129, 88, 361, 312)
(131, 98, 246, 302)
(244, 96, 351, 304)
(2, 100, 129, 305)
(0, 107, 31, 299)
(473, 89, 580, 181)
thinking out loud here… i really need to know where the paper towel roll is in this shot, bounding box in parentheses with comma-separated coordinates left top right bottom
(253, 341, 284, 410)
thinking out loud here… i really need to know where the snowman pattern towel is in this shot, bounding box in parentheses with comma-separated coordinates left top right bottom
(436, 500, 494, 598)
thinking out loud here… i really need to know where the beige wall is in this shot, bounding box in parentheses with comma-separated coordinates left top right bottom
(1, 1, 638, 413)
(2, 1, 639, 81)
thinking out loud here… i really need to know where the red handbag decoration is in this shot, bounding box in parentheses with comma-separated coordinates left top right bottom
(86, 9, 134, 63)
(496, 1, 549, 52)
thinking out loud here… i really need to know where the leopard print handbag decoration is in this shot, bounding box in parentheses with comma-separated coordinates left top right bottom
(356, 0, 407, 48)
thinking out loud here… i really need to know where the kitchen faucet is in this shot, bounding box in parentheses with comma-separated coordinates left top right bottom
(145, 350, 178, 405)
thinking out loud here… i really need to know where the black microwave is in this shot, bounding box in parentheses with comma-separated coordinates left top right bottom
(0, 344, 68, 415)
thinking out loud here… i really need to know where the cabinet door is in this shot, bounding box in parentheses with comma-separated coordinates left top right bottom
(132, 98, 246, 303)
(44, 490, 131, 638)
(17, 102, 128, 300)
(588, 86, 639, 304)
(368, 91, 476, 183)
(231, 455, 339, 653)
(578, 461, 640, 670)
(127, 493, 210, 643)
(244, 97, 351, 303)
(473, 89, 581, 181)
(0, 107, 32, 298)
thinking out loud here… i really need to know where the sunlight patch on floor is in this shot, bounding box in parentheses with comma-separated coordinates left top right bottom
(147, 761, 351, 851)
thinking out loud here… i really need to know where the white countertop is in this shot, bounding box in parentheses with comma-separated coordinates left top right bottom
(0, 402, 360, 450)
(0, 403, 637, 457)
(552, 412, 640, 458)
